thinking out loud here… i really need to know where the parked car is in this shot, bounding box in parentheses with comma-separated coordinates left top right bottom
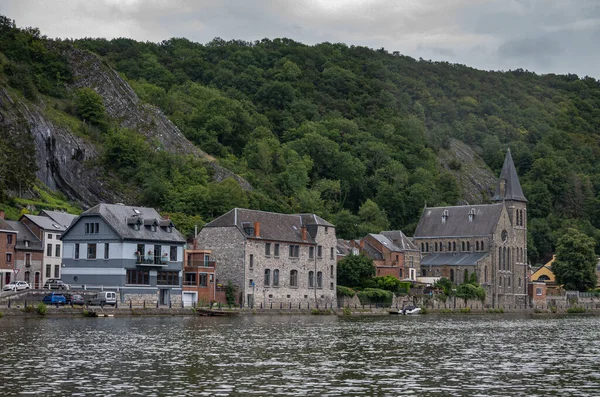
(64, 293, 85, 305)
(43, 279, 70, 290)
(2, 281, 31, 291)
(42, 293, 67, 305)
(87, 291, 117, 306)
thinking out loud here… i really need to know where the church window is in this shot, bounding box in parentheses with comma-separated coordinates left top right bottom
(507, 248, 510, 271)
(426, 242, 429, 252)
(501, 230, 508, 242)
(503, 247, 507, 270)
(448, 242, 451, 251)
(463, 269, 468, 283)
(498, 247, 502, 270)
(508, 277, 511, 287)
(484, 266, 488, 283)
(476, 241, 479, 251)
(461, 241, 465, 251)
(467, 241, 470, 251)
(435, 242, 438, 252)
(480, 241, 484, 251)
(452, 241, 456, 252)
(421, 243, 424, 252)
(450, 269, 454, 282)
(422, 269, 427, 277)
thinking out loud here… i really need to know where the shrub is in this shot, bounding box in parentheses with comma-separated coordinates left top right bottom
(336, 285, 356, 297)
(455, 283, 486, 302)
(0, 311, 3, 318)
(36, 303, 47, 315)
(458, 307, 471, 313)
(420, 307, 429, 314)
(225, 281, 236, 306)
(357, 288, 393, 305)
(567, 306, 586, 314)
(21, 304, 34, 313)
(342, 307, 352, 316)
(550, 306, 557, 313)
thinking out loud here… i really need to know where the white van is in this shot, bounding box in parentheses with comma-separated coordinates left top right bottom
(88, 291, 117, 306)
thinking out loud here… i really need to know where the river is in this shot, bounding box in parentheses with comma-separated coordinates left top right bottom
(0, 314, 598, 396)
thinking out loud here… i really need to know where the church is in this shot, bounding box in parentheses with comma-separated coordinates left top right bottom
(413, 150, 527, 308)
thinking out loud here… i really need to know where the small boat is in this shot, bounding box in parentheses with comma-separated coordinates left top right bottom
(389, 305, 422, 315)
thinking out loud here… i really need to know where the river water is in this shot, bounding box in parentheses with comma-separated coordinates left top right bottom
(0, 314, 598, 396)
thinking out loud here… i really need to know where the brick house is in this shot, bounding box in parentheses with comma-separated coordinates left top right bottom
(61, 204, 186, 305)
(182, 246, 218, 306)
(414, 150, 528, 308)
(361, 231, 421, 280)
(196, 208, 337, 307)
(336, 239, 360, 262)
(0, 210, 17, 288)
(5, 220, 44, 288)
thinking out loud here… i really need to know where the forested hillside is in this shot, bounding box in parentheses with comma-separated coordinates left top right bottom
(1, 16, 599, 265)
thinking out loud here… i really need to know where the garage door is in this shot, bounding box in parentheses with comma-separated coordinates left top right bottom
(182, 292, 196, 307)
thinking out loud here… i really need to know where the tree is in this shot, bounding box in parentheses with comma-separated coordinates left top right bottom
(74, 88, 107, 129)
(552, 228, 597, 291)
(337, 253, 375, 287)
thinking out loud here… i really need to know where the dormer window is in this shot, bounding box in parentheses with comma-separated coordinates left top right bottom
(468, 208, 475, 222)
(442, 209, 449, 223)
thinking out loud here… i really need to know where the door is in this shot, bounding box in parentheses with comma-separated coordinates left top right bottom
(159, 289, 170, 305)
(182, 292, 196, 307)
(5, 273, 11, 285)
(35, 272, 40, 289)
(247, 294, 254, 308)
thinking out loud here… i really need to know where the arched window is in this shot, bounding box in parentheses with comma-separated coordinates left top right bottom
(273, 269, 279, 287)
(452, 241, 456, 252)
(439, 242, 443, 252)
(290, 270, 298, 287)
(308, 271, 314, 288)
(435, 242, 438, 251)
(421, 243, 424, 252)
(499, 277, 502, 287)
(498, 247, 502, 270)
(422, 268, 427, 277)
(507, 247, 510, 271)
(461, 241, 465, 251)
(480, 241, 484, 251)
(484, 266, 488, 283)
(476, 241, 479, 251)
(464, 269, 468, 283)
(264, 269, 271, 287)
(450, 269, 455, 282)
(503, 247, 507, 270)
(467, 241, 470, 251)
(426, 242, 429, 252)
(317, 271, 323, 288)
(508, 277, 511, 287)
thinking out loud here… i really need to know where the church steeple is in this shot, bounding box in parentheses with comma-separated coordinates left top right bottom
(492, 149, 527, 202)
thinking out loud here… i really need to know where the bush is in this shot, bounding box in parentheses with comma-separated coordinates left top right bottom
(336, 285, 356, 297)
(357, 288, 393, 305)
(0, 311, 3, 318)
(567, 306, 586, 314)
(342, 307, 352, 316)
(225, 281, 236, 306)
(455, 283, 486, 302)
(21, 304, 34, 313)
(36, 302, 47, 315)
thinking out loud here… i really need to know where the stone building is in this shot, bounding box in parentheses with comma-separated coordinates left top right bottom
(414, 150, 528, 307)
(5, 220, 44, 288)
(196, 208, 337, 307)
(0, 210, 17, 288)
(360, 231, 421, 280)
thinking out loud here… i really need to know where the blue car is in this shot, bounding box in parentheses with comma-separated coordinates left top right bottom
(42, 293, 67, 305)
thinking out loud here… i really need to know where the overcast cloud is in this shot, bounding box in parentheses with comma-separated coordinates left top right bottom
(1, 0, 599, 78)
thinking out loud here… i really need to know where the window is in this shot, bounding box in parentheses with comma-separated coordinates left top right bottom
(317, 271, 322, 288)
(75, 243, 80, 259)
(104, 243, 109, 259)
(157, 271, 179, 286)
(289, 245, 299, 258)
(467, 241, 470, 251)
(46, 264, 51, 278)
(55, 245, 61, 258)
(425, 242, 429, 252)
(476, 241, 479, 251)
(54, 265, 59, 278)
(6, 253, 12, 263)
(330, 265, 334, 278)
(265, 243, 271, 256)
(127, 269, 149, 285)
(249, 254, 254, 269)
(264, 269, 271, 287)
(85, 222, 99, 234)
(317, 245, 322, 258)
(24, 271, 30, 283)
(480, 241, 484, 251)
(508, 277, 511, 287)
(25, 253, 31, 267)
(450, 269, 454, 282)
(170, 246, 177, 261)
(56, 234, 61, 239)
(518, 278, 522, 287)
(325, 226, 328, 234)
(308, 271, 314, 288)
(274, 244, 280, 257)
(422, 269, 427, 277)
(273, 269, 279, 287)
(184, 273, 197, 286)
(484, 266, 488, 283)
(290, 270, 298, 287)
(434, 242, 438, 251)
(309, 247, 314, 259)
(199, 273, 208, 287)
(499, 278, 502, 286)
(47, 244, 52, 257)
(399, 268, 403, 278)
(249, 279, 254, 287)
(330, 247, 334, 260)
(48, 234, 53, 240)
(7, 234, 13, 244)
(452, 242, 456, 252)
(87, 243, 97, 259)
(536, 287, 542, 296)
(461, 241, 465, 251)
(448, 242, 451, 251)
(24, 240, 29, 248)
(330, 282, 334, 290)
(507, 247, 511, 271)
(421, 243, 424, 252)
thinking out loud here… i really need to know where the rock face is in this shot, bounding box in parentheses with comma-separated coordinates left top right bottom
(438, 139, 497, 205)
(0, 46, 250, 208)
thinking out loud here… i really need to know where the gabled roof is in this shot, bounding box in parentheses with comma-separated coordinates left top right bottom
(0, 218, 15, 232)
(203, 208, 333, 244)
(66, 203, 185, 243)
(492, 149, 527, 202)
(414, 204, 504, 238)
(362, 240, 384, 261)
(421, 252, 488, 267)
(336, 239, 358, 256)
(5, 220, 43, 251)
(22, 214, 68, 232)
(380, 230, 419, 251)
(39, 210, 78, 228)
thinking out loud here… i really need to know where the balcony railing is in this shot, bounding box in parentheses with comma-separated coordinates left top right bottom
(186, 260, 216, 268)
(135, 255, 170, 265)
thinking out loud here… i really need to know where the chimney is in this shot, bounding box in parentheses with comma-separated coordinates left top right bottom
(301, 226, 307, 241)
(0, 210, 4, 219)
(164, 214, 170, 220)
(254, 221, 260, 238)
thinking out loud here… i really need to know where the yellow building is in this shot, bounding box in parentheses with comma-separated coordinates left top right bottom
(531, 256, 559, 290)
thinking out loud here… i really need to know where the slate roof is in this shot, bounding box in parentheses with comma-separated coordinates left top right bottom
(414, 203, 504, 238)
(421, 252, 488, 267)
(40, 210, 78, 228)
(5, 220, 44, 250)
(0, 218, 15, 232)
(336, 239, 359, 256)
(67, 203, 185, 243)
(203, 208, 334, 244)
(22, 214, 68, 232)
(362, 240, 384, 261)
(380, 230, 419, 251)
(492, 149, 527, 202)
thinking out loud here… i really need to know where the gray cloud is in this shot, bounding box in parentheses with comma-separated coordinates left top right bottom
(0, 0, 598, 77)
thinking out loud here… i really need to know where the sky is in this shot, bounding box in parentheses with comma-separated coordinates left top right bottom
(1, 0, 599, 78)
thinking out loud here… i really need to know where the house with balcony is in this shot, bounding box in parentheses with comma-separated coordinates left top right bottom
(60, 203, 186, 305)
(5, 220, 44, 288)
(196, 208, 337, 307)
(182, 246, 218, 306)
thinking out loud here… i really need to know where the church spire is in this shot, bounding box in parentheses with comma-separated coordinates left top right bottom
(492, 149, 527, 202)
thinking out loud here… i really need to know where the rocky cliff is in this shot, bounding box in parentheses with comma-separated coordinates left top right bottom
(0, 46, 250, 208)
